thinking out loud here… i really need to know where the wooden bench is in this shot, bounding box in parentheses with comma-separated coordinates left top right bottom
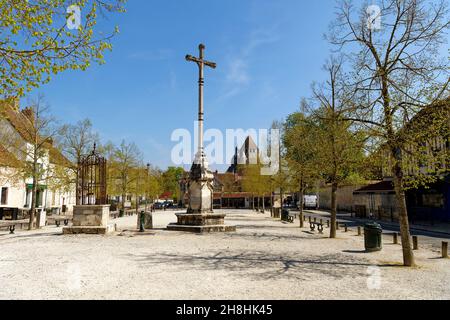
(0, 219, 29, 234)
(310, 221, 324, 234)
(288, 213, 295, 223)
(110, 211, 119, 219)
(281, 211, 295, 223)
(49, 216, 72, 227)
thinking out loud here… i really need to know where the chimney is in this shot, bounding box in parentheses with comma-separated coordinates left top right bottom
(2, 97, 20, 111)
(21, 107, 35, 124)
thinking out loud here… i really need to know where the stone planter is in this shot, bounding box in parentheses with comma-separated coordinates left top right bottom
(63, 205, 115, 235)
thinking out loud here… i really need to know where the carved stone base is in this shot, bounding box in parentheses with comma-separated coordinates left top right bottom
(63, 224, 116, 235)
(167, 213, 236, 233)
(63, 205, 113, 235)
(187, 180, 213, 213)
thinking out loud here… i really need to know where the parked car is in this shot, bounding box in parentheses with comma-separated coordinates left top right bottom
(153, 202, 164, 210)
(166, 202, 178, 209)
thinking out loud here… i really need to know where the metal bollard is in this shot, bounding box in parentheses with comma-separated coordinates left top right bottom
(357, 226, 361, 236)
(413, 236, 418, 250)
(308, 216, 311, 223)
(314, 217, 317, 223)
(327, 220, 330, 228)
(442, 242, 448, 258)
(344, 224, 348, 232)
(393, 233, 398, 244)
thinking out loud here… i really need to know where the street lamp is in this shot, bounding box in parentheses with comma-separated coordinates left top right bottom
(146, 163, 150, 212)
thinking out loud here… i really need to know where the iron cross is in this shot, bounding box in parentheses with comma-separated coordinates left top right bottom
(185, 44, 217, 158)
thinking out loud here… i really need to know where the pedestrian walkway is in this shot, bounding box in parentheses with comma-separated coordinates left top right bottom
(297, 209, 450, 238)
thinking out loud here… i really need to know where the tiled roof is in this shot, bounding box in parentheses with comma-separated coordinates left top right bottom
(0, 99, 34, 142)
(0, 144, 20, 167)
(159, 191, 173, 199)
(353, 181, 395, 193)
(0, 99, 71, 167)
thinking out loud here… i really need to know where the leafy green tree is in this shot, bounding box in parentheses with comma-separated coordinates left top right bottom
(0, 0, 126, 97)
(161, 167, 185, 202)
(108, 140, 142, 210)
(146, 166, 163, 207)
(284, 111, 320, 227)
(241, 163, 272, 212)
(310, 58, 366, 238)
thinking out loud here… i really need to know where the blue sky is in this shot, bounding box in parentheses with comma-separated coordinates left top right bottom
(34, 0, 337, 171)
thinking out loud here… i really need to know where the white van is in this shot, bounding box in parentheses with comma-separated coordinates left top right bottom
(297, 195, 318, 209)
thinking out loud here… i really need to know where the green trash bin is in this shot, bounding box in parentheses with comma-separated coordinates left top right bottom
(364, 222, 383, 252)
(281, 209, 289, 222)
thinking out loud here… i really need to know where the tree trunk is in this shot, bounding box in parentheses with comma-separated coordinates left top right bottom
(299, 185, 304, 228)
(28, 180, 37, 230)
(392, 159, 416, 267)
(329, 182, 338, 238)
(28, 155, 38, 231)
(75, 167, 80, 205)
(135, 193, 139, 215)
(381, 71, 415, 266)
(262, 196, 265, 213)
(121, 193, 126, 211)
(280, 188, 284, 210)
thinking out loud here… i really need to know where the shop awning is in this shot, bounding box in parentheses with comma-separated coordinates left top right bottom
(26, 184, 47, 191)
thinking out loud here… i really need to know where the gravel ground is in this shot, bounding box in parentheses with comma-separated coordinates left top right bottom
(0, 210, 448, 300)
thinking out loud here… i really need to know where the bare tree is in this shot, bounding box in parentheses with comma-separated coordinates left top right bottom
(0, 95, 61, 229)
(328, 0, 450, 266)
(310, 58, 366, 238)
(58, 119, 99, 205)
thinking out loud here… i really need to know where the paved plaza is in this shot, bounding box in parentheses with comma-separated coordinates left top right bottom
(0, 210, 448, 300)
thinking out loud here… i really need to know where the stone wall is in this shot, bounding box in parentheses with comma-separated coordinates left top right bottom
(318, 185, 364, 212)
(72, 205, 110, 227)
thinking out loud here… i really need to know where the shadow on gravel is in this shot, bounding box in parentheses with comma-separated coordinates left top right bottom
(0, 232, 62, 240)
(221, 230, 326, 242)
(125, 250, 393, 281)
(342, 249, 368, 254)
(227, 216, 271, 222)
(232, 224, 299, 231)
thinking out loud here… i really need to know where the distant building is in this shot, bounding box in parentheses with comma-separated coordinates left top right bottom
(180, 136, 272, 209)
(227, 136, 259, 174)
(353, 98, 450, 222)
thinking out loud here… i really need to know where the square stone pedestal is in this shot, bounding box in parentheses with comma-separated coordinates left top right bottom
(63, 205, 116, 235)
(167, 213, 236, 233)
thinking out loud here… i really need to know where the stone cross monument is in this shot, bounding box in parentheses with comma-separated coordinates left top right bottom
(167, 44, 235, 233)
(185, 43, 216, 213)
